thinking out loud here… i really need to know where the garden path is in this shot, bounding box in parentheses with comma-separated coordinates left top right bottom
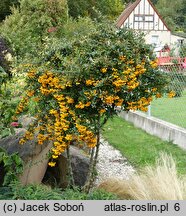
(94, 136, 135, 186)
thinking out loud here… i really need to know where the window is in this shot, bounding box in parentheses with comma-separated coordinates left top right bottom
(134, 15, 154, 22)
(177, 39, 184, 47)
(151, 35, 159, 45)
(145, 15, 154, 22)
(134, 15, 144, 22)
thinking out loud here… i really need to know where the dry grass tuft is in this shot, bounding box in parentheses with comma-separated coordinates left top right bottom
(98, 153, 186, 200)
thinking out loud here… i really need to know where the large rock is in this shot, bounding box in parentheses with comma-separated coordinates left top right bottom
(18, 115, 36, 128)
(61, 146, 90, 187)
(43, 146, 90, 188)
(0, 130, 52, 185)
(1, 116, 90, 188)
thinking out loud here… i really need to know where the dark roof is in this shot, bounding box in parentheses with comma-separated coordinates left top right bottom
(172, 32, 186, 39)
(116, 0, 171, 31)
(116, 0, 140, 28)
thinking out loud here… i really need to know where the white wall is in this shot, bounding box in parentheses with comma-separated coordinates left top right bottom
(144, 32, 186, 56)
(171, 34, 185, 43)
(144, 30, 171, 46)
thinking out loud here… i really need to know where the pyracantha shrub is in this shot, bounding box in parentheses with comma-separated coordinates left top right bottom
(15, 24, 173, 190)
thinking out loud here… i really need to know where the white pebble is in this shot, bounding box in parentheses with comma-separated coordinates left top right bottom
(94, 136, 135, 186)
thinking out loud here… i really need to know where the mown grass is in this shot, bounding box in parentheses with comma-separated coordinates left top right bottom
(102, 116, 186, 175)
(149, 90, 186, 128)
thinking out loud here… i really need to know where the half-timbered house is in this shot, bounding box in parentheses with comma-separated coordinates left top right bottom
(117, 0, 185, 50)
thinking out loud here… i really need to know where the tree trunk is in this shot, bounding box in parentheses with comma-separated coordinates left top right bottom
(66, 145, 75, 187)
(83, 116, 101, 193)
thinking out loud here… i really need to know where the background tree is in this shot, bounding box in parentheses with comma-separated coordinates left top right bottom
(0, 37, 12, 81)
(67, 0, 124, 20)
(176, 2, 186, 32)
(0, 0, 19, 21)
(155, 0, 185, 32)
(0, 0, 68, 62)
(151, 0, 158, 4)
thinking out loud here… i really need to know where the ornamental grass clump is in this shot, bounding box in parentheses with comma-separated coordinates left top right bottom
(14, 24, 174, 192)
(98, 153, 186, 200)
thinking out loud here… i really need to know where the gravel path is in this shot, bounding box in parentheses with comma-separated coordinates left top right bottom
(94, 137, 135, 186)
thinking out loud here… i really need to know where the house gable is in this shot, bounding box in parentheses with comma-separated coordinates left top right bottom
(117, 0, 170, 32)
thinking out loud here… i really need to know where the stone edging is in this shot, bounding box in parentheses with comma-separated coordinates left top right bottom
(118, 111, 186, 150)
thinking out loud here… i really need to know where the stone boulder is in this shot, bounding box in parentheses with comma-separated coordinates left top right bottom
(0, 132, 90, 188)
(60, 146, 90, 187)
(1, 116, 90, 188)
(18, 115, 36, 128)
(0, 130, 52, 185)
(43, 146, 90, 188)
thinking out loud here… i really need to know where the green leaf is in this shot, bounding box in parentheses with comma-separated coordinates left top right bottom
(0, 147, 6, 153)
(10, 127, 15, 135)
(0, 128, 11, 138)
(11, 154, 23, 167)
(3, 172, 17, 186)
(3, 155, 12, 167)
(0, 152, 6, 163)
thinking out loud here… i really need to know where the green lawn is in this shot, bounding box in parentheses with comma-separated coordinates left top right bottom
(149, 90, 186, 128)
(102, 116, 186, 175)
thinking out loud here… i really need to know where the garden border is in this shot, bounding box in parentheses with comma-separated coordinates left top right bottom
(118, 110, 186, 150)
